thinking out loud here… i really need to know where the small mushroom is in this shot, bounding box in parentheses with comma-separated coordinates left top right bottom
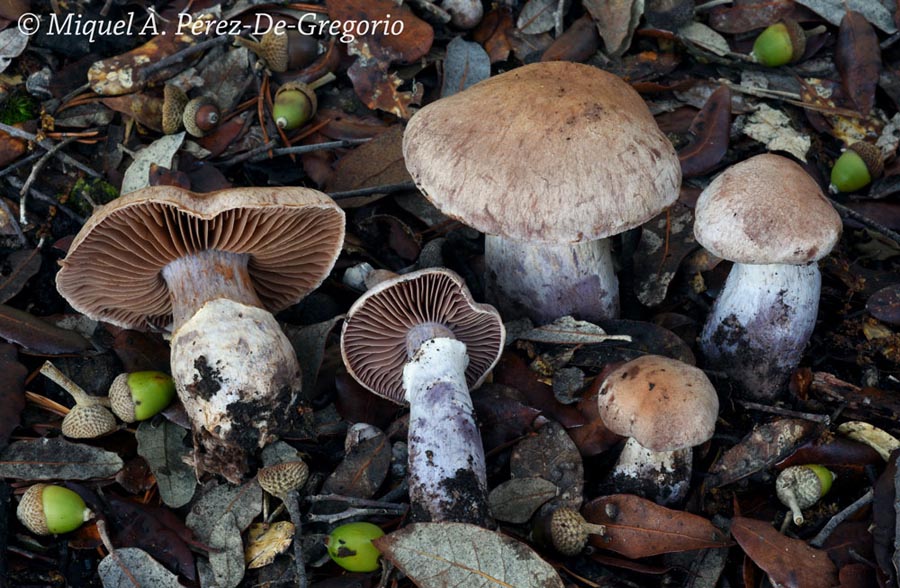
(56, 186, 345, 482)
(340, 268, 505, 526)
(693, 154, 842, 400)
(597, 355, 719, 505)
(403, 61, 681, 323)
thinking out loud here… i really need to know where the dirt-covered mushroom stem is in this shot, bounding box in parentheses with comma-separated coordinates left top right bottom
(699, 263, 820, 400)
(162, 249, 302, 472)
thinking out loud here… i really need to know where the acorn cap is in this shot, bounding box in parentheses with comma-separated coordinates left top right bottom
(694, 154, 842, 265)
(598, 355, 719, 452)
(260, 30, 319, 73)
(257, 460, 309, 496)
(550, 507, 590, 556)
(848, 141, 884, 178)
(61, 404, 117, 438)
(109, 373, 134, 422)
(341, 268, 505, 404)
(162, 84, 188, 135)
(183, 96, 220, 137)
(17, 484, 51, 535)
(55, 186, 345, 331)
(782, 19, 807, 63)
(403, 61, 681, 244)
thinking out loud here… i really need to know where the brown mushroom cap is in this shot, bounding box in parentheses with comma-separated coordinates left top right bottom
(340, 268, 505, 404)
(694, 154, 842, 264)
(598, 355, 718, 452)
(402, 61, 681, 244)
(56, 186, 345, 330)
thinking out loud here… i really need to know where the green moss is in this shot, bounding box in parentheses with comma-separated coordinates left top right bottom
(0, 93, 38, 125)
(65, 178, 119, 215)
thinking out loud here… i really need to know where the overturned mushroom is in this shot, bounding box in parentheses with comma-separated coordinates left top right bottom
(598, 355, 719, 505)
(694, 154, 842, 400)
(340, 268, 504, 526)
(56, 186, 344, 482)
(403, 61, 680, 323)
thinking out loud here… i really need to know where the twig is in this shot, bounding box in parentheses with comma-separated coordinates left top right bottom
(829, 198, 900, 245)
(216, 140, 279, 166)
(0, 122, 101, 179)
(140, 35, 230, 80)
(0, 152, 42, 179)
(0, 196, 26, 247)
(19, 138, 77, 224)
(4, 176, 86, 224)
(694, 0, 732, 10)
(736, 401, 831, 424)
(262, 138, 371, 160)
(304, 505, 407, 525)
(555, 0, 565, 37)
(328, 181, 418, 200)
(283, 490, 308, 588)
(809, 489, 874, 547)
(719, 80, 865, 119)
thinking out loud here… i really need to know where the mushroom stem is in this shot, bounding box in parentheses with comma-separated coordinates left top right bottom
(485, 235, 618, 324)
(402, 337, 491, 526)
(607, 437, 692, 505)
(699, 262, 820, 400)
(162, 249, 302, 483)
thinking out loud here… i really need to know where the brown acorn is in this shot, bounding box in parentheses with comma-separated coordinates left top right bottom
(235, 29, 319, 73)
(161, 84, 188, 135)
(182, 96, 220, 137)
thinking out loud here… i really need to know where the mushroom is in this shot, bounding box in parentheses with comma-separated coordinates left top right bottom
(403, 61, 681, 323)
(597, 355, 719, 505)
(340, 268, 505, 526)
(56, 186, 345, 482)
(693, 154, 842, 400)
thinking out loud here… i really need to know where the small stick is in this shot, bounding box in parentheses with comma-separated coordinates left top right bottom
(719, 81, 864, 119)
(19, 138, 77, 224)
(4, 177, 86, 224)
(0, 196, 26, 247)
(737, 401, 831, 424)
(0, 122, 102, 179)
(263, 138, 371, 160)
(329, 181, 418, 200)
(283, 490, 308, 588)
(809, 489, 874, 547)
(694, 0, 732, 10)
(305, 494, 408, 510)
(141, 35, 230, 80)
(829, 198, 900, 245)
(305, 505, 407, 525)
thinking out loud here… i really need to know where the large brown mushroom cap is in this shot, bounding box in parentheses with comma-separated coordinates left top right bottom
(56, 186, 345, 330)
(340, 268, 505, 404)
(598, 355, 719, 452)
(402, 61, 681, 244)
(694, 154, 842, 264)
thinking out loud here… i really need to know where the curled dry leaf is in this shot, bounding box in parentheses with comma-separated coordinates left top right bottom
(488, 477, 559, 524)
(836, 11, 882, 117)
(321, 426, 391, 498)
(135, 420, 196, 508)
(517, 0, 567, 35)
(707, 418, 819, 488)
(731, 517, 838, 588)
(582, 495, 730, 558)
(98, 548, 183, 588)
(374, 522, 565, 588)
(0, 248, 40, 305)
(541, 14, 600, 62)
(245, 522, 295, 569)
(186, 480, 262, 545)
(0, 27, 28, 74)
(583, 0, 644, 56)
(510, 420, 584, 511)
(678, 85, 731, 177)
(708, 0, 796, 33)
(0, 303, 91, 354)
(633, 201, 697, 306)
(519, 316, 632, 345)
(325, 125, 410, 194)
(867, 285, 900, 326)
(794, 0, 896, 33)
(442, 37, 491, 98)
(472, 7, 515, 63)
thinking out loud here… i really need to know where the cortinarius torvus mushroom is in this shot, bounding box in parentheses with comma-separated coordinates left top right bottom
(56, 186, 344, 482)
(340, 268, 505, 526)
(598, 355, 719, 505)
(694, 154, 841, 400)
(403, 61, 681, 323)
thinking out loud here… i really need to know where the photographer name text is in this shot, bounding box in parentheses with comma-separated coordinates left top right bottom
(17, 12, 405, 44)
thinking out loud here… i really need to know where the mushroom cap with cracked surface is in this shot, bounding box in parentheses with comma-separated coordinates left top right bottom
(56, 186, 345, 330)
(402, 61, 681, 244)
(694, 154, 842, 265)
(598, 355, 719, 452)
(340, 268, 505, 404)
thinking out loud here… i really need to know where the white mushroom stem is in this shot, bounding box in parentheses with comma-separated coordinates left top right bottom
(608, 437, 693, 506)
(162, 249, 302, 481)
(699, 262, 820, 401)
(485, 235, 618, 324)
(402, 336, 491, 526)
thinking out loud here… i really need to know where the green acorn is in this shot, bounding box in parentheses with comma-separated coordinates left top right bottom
(830, 142, 884, 193)
(17, 484, 93, 535)
(109, 371, 176, 423)
(273, 82, 318, 131)
(326, 522, 385, 572)
(751, 19, 807, 67)
(776, 464, 835, 525)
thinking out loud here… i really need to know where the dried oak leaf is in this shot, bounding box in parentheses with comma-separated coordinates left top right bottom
(731, 517, 838, 588)
(0, 343, 25, 449)
(326, 0, 433, 118)
(583, 494, 731, 558)
(678, 85, 731, 177)
(472, 7, 516, 63)
(836, 11, 882, 116)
